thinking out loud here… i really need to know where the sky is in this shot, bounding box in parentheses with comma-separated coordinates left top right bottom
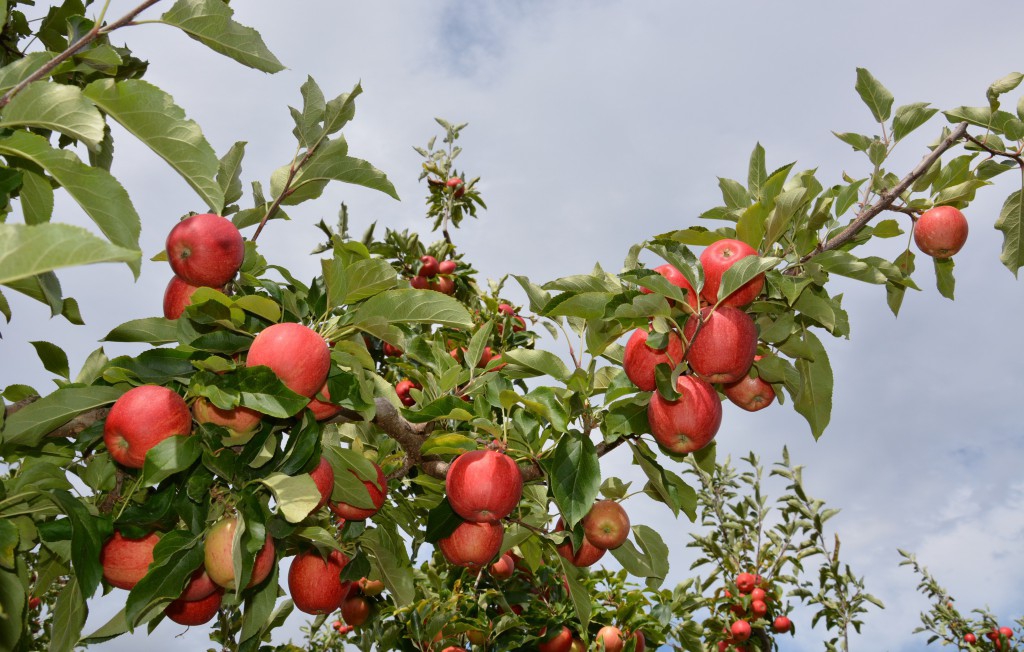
(3, 1, 1024, 650)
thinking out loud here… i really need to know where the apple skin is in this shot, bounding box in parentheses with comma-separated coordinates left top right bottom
(438, 520, 503, 569)
(582, 500, 630, 550)
(329, 463, 388, 520)
(178, 567, 218, 602)
(639, 264, 700, 311)
(165, 586, 224, 625)
(554, 519, 606, 567)
(419, 255, 440, 278)
(731, 620, 752, 642)
(622, 328, 685, 392)
(104, 385, 192, 469)
(915, 205, 968, 258)
(410, 275, 430, 290)
(735, 573, 756, 594)
(773, 616, 792, 634)
(309, 457, 335, 511)
(723, 357, 775, 412)
(538, 625, 574, 652)
(439, 260, 457, 275)
(203, 516, 277, 589)
(446, 177, 465, 198)
(497, 303, 527, 332)
(166, 213, 245, 287)
(595, 625, 624, 652)
(445, 449, 523, 523)
(288, 549, 352, 615)
(395, 379, 419, 407)
(307, 383, 342, 421)
(341, 594, 372, 627)
(192, 398, 262, 436)
(358, 577, 385, 596)
(382, 342, 403, 357)
(629, 630, 646, 652)
(489, 553, 515, 580)
(751, 599, 768, 618)
(647, 375, 722, 455)
(246, 322, 331, 398)
(700, 238, 764, 307)
(100, 531, 160, 590)
(163, 276, 203, 319)
(436, 275, 456, 295)
(963, 633, 976, 644)
(683, 306, 757, 384)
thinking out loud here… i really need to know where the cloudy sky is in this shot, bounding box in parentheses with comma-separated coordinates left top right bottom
(4, 1, 1024, 650)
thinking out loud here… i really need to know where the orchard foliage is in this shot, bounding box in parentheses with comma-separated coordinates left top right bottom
(0, 2, 1021, 651)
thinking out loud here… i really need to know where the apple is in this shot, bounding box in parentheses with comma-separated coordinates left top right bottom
(308, 383, 343, 421)
(439, 259, 457, 275)
(639, 264, 700, 311)
(204, 516, 276, 589)
(735, 573, 756, 594)
(914, 205, 968, 258)
(163, 276, 202, 319)
(629, 630, 646, 652)
(723, 357, 775, 412)
(247, 322, 330, 398)
(358, 577, 385, 596)
(538, 625, 574, 652)
(570, 639, 585, 652)
(395, 379, 419, 407)
(382, 342, 403, 357)
(647, 375, 722, 455)
(178, 567, 218, 602)
(731, 620, 751, 642)
(438, 520, 503, 569)
(554, 519, 605, 567)
(490, 553, 515, 580)
(192, 398, 262, 437)
(100, 531, 160, 590)
(166, 213, 245, 287)
(410, 275, 430, 289)
(309, 457, 335, 511)
(683, 306, 757, 384)
(622, 328, 684, 392)
(341, 594, 372, 627)
(963, 633, 976, 644)
(330, 462, 388, 520)
(445, 449, 523, 522)
(999, 626, 1014, 638)
(446, 176, 465, 197)
(497, 303, 527, 332)
(420, 255, 440, 278)
(750, 587, 767, 602)
(751, 599, 767, 618)
(595, 625, 624, 652)
(772, 616, 792, 633)
(582, 500, 630, 549)
(288, 549, 351, 615)
(436, 275, 456, 295)
(700, 238, 763, 307)
(104, 385, 192, 469)
(165, 586, 224, 626)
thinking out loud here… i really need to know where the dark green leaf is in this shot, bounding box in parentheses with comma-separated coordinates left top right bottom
(217, 141, 246, 208)
(793, 329, 833, 439)
(363, 526, 415, 606)
(125, 530, 204, 628)
(142, 435, 200, 486)
(1, 385, 125, 449)
(103, 317, 178, 343)
(716, 256, 780, 303)
(29, 340, 69, 378)
(556, 557, 591, 631)
(549, 433, 600, 527)
(995, 189, 1023, 277)
(49, 576, 86, 652)
(49, 490, 103, 599)
(159, 0, 285, 73)
(19, 170, 54, 225)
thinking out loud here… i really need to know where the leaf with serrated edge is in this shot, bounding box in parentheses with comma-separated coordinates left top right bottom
(1, 384, 125, 449)
(893, 102, 937, 142)
(550, 434, 601, 527)
(351, 288, 472, 330)
(259, 473, 320, 523)
(855, 68, 894, 123)
(995, 189, 1024, 277)
(159, 0, 284, 73)
(293, 137, 399, 201)
(793, 328, 832, 439)
(0, 52, 55, 94)
(103, 317, 178, 344)
(0, 82, 104, 148)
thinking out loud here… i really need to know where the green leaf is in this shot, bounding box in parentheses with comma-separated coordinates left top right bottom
(1, 385, 125, 449)
(84, 79, 224, 212)
(0, 567, 23, 649)
(893, 102, 938, 142)
(0, 223, 138, 288)
(556, 557, 591, 631)
(363, 526, 415, 607)
(0, 520, 16, 569)
(103, 317, 178, 344)
(718, 177, 749, 209)
(934, 179, 988, 206)
(125, 530, 203, 628)
(0, 82, 104, 148)
(944, 106, 1020, 135)
(995, 189, 1024, 277)
(500, 349, 572, 382)
(747, 142, 767, 199)
(217, 141, 246, 208)
(793, 329, 833, 439)
(342, 257, 399, 304)
(832, 132, 873, 152)
(19, 170, 54, 225)
(29, 340, 69, 378)
(49, 576, 86, 652)
(419, 432, 477, 456)
(813, 250, 886, 284)
(716, 256, 780, 303)
(855, 68, 894, 123)
(987, 72, 1024, 108)
(351, 288, 472, 330)
(764, 188, 807, 247)
(549, 433, 601, 528)
(290, 137, 399, 201)
(142, 435, 200, 486)
(159, 0, 285, 73)
(0, 132, 141, 274)
(934, 257, 956, 299)
(292, 76, 325, 147)
(49, 490, 103, 600)
(633, 524, 670, 588)
(259, 472, 320, 523)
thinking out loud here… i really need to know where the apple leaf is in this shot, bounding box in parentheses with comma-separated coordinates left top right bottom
(49, 576, 86, 652)
(350, 288, 473, 330)
(159, 0, 283, 72)
(259, 472, 321, 523)
(419, 432, 477, 457)
(125, 530, 204, 629)
(500, 349, 572, 383)
(633, 525, 670, 588)
(20, 170, 54, 225)
(793, 328, 833, 439)
(0, 567, 24, 650)
(363, 526, 415, 607)
(29, 340, 69, 379)
(855, 68, 894, 123)
(628, 440, 697, 520)
(102, 318, 178, 344)
(142, 435, 200, 487)
(84, 79, 224, 212)
(341, 257, 400, 305)
(556, 556, 592, 632)
(716, 256, 781, 304)
(281, 137, 399, 202)
(549, 433, 600, 528)
(893, 102, 938, 141)
(0, 82, 104, 148)
(291, 76, 326, 148)
(934, 257, 956, 299)
(1, 385, 126, 449)
(0, 52, 55, 94)
(48, 490, 103, 600)
(239, 562, 284, 648)
(424, 500, 462, 544)
(996, 188, 1024, 277)
(0, 223, 138, 293)
(217, 141, 247, 208)
(813, 250, 887, 284)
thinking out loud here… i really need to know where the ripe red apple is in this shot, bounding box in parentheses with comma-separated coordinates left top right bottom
(538, 625, 573, 652)
(595, 625, 624, 652)
(750, 587, 767, 602)
(288, 549, 351, 615)
(582, 500, 630, 550)
(914, 205, 968, 258)
(772, 615, 792, 633)
(497, 303, 527, 332)
(166, 213, 245, 287)
(438, 520, 503, 569)
(647, 375, 722, 455)
(731, 620, 752, 642)
(554, 519, 606, 567)
(246, 322, 331, 398)
(28, 597, 40, 610)
(192, 398, 262, 437)
(308, 383, 343, 421)
(382, 342, 403, 357)
(963, 633, 976, 644)
(436, 275, 456, 295)
(104, 385, 192, 469)
(309, 457, 335, 511)
(723, 358, 775, 412)
(639, 264, 700, 311)
(203, 516, 276, 589)
(683, 306, 757, 384)
(999, 626, 1014, 639)
(490, 553, 515, 580)
(341, 594, 372, 627)
(445, 449, 523, 522)
(439, 259, 457, 275)
(165, 586, 224, 626)
(700, 238, 763, 307)
(410, 275, 430, 289)
(629, 630, 646, 652)
(622, 328, 684, 392)
(735, 573, 756, 594)
(395, 379, 419, 407)
(420, 255, 440, 278)
(446, 177, 465, 197)
(751, 599, 768, 618)
(100, 531, 160, 590)
(178, 567, 217, 602)
(330, 462, 387, 520)
(163, 276, 202, 319)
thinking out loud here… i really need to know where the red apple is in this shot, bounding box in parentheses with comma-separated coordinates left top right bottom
(772, 616, 792, 634)
(445, 449, 523, 522)
(395, 379, 419, 407)
(192, 398, 262, 437)
(647, 375, 722, 454)
(914, 205, 968, 258)
(582, 500, 630, 550)
(100, 531, 160, 590)
(731, 620, 752, 642)
(382, 342, 403, 357)
(750, 587, 767, 602)
(438, 520, 503, 569)
(307, 383, 342, 421)
(204, 516, 276, 589)
(28, 597, 40, 610)
(497, 303, 527, 332)
(963, 633, 976, 644)
(410, 275, 430, 289)
(629, 630, 646, 652)
(446, 177, 465, 197)
(683, 306, 757, 384)
(246, 322, 331, 398)
(310, 457, 335, 511)
(554, 519, 606, 567)
(420, 255, 440, 278)
(538, 625, 574, 652)
(436, 275, 456, 295)
(439, 260, 457, 275)
(330, 463, 388, 521)
(639, 264, 700, 311)
(104, 385, 192, 469)
(341, 594, 372, 627)
(166, 213, 244, 287)
(751, 599, 767, 618)
(622, 328, 685, 392)
(595, 625, 624, 652)
(165, 586, 223, 626)
(723, 357, 775, 412)
(700, 238, 763, 307)
(288, 549, 351, 615)
(489, 553, 515, 580)
(570, 639, 585, 652)
(178, 567, 217, 602)
(163, 276, 202, 319)
(735, 573, 756, 594)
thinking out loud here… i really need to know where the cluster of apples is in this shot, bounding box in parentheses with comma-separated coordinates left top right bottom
(914, 205, 969, 259)
(554, 499, 631, 568)
(963, 626, 1015, 649)
(623, 238, 772, 457)
(716, 573, 792, 651)
(409, 254, 458, 294)
(162, 212, 245, 319)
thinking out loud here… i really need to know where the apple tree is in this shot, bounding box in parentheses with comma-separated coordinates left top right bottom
(0, 2, 1023, 652)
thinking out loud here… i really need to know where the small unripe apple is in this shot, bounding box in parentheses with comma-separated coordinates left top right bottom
(914, 205, 968, 258)
(247, 322, 331, 398)
(166, 213, 245, 287)
(104, 385, 192, 469)
(622, 328, 685, 392)
(165, 586, 224, 626)
(288, 549, 351, 615)
(647, 375, 722, 455)
(100, 531, 160, 590)
(330, 463, 388, 521)
(582, 500, 630, 550)
(420, 255, 440, 278)
(445, 449, 523, 522)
